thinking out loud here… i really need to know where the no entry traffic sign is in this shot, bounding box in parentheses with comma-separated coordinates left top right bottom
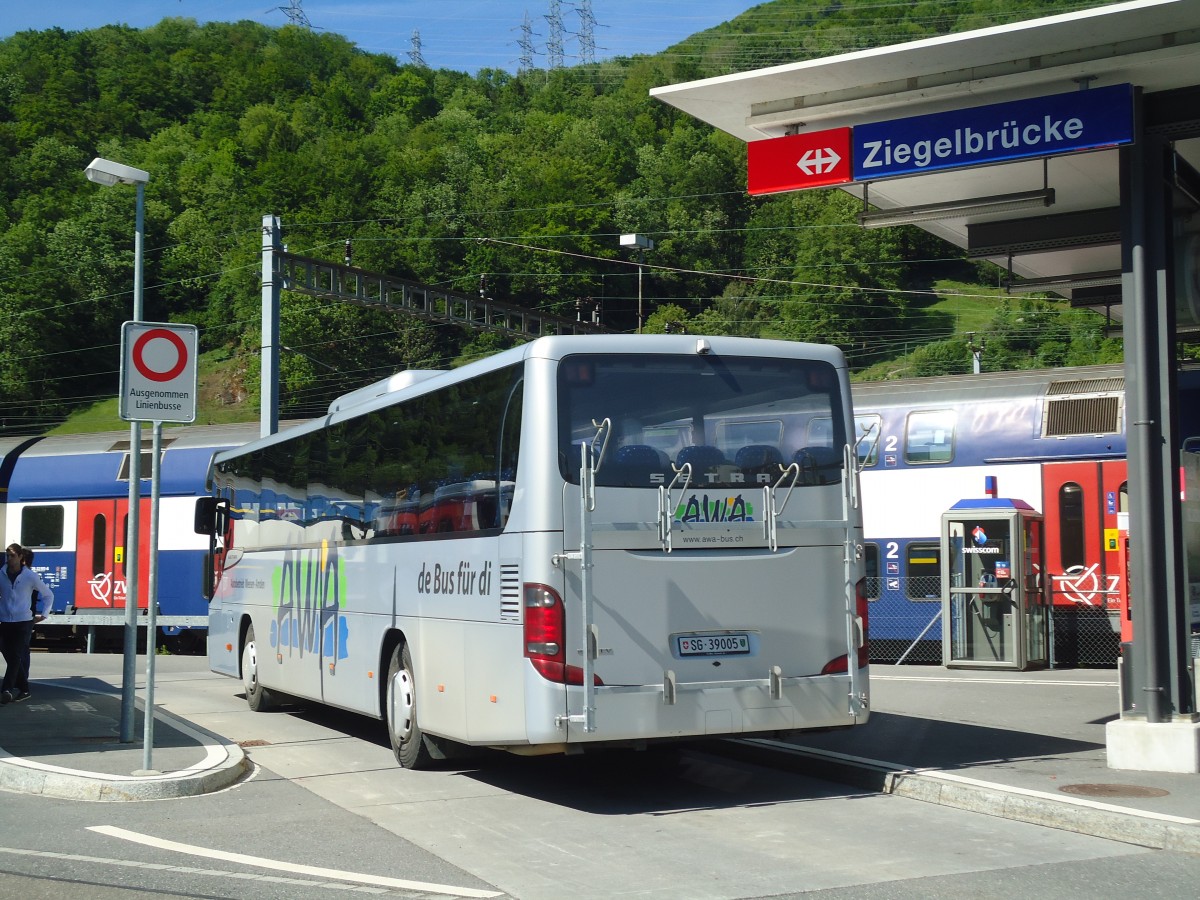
(120, 321, 198, 422)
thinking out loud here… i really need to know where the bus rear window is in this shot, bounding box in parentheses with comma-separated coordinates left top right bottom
(558, 353, 846, 489)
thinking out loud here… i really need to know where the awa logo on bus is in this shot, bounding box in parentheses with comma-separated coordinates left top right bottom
(271, 541, 351, 663)
(674, 493, 755, 524)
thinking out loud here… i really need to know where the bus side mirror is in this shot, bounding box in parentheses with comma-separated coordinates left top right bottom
(195, 497, 228, 602)
(194, 497, 221, 536)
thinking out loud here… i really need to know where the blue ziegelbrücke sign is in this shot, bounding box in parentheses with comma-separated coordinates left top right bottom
(852, 83, 1133, 181)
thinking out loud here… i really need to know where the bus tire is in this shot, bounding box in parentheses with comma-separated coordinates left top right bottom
(386, 643, 434, 769)
(242, 624, 277, 712)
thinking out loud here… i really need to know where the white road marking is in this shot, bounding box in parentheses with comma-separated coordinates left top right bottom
(0, 846, 390, 894)
(872, 674, 1115, 687)
(88, 825, 502, 898)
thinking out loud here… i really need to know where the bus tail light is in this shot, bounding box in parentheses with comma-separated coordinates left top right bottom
(821, 578, 870, 674)
(524, 583, 563, 682)
(523, 583, 602, 686)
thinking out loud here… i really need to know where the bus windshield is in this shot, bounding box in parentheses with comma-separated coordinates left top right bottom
(557, 352, 846, 489)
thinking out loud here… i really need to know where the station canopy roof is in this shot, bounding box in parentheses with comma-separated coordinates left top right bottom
(651, 0, 1200, 334)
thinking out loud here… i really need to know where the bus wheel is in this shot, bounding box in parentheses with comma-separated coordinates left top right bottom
(242, 624, 277, 712)
(386, 644, 433, 769)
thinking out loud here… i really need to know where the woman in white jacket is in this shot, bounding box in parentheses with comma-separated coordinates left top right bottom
(1, 543, 53, 704)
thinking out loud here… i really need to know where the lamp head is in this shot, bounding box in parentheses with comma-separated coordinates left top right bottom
(84, 157, 150, 187)
(619, 233, 654, 250)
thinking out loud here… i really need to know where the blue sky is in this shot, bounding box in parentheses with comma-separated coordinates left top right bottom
(0, 1, 763, 73)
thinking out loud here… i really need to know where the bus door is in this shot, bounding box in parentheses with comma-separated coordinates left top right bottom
(74, 498, 150, 611)
(1041, 461, 1127, 621)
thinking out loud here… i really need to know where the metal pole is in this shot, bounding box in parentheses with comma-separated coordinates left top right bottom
(637, 251, 644, 334)
(966, 332, 984, 374)
(261, 215, 281, 438)
(141, 421, 162, 772)
(120, 182, 145, 743)
(1120, 92, 1191, 722)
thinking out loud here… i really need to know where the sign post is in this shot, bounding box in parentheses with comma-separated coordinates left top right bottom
(119, 322, 198, 771)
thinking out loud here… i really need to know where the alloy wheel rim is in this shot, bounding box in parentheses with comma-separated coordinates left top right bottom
(389, 666, 415, 743)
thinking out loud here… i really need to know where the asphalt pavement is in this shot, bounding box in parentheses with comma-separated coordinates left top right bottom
(0, 661, 1195, 855)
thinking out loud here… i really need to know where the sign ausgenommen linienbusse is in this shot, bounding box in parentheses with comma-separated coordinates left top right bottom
(119, 321, 198, 423)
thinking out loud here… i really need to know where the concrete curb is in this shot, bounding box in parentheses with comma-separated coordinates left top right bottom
(0, 692, 250, 802)
(718, 739, 1200, 855)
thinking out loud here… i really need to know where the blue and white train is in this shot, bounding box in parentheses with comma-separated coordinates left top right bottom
(853, 362, 1200, 665)
(0, 424, 261, 651)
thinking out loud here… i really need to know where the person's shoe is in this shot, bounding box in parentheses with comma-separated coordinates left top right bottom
(0, 691, 11, 704)
(13, 690, 29, 703)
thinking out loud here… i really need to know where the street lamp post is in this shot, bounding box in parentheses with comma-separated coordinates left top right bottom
(619, 233, 654, 333)
(84, 157, 150, 744)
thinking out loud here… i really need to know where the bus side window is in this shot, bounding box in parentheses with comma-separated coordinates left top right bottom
(497, 376, 523, 528)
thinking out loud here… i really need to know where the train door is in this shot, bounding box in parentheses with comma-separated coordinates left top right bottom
(1041, 460, 1127, 664)
(73, 498, 150, 611)
(1042, 461, 1127, 613)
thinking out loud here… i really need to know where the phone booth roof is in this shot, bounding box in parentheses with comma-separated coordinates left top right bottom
(948, 498, 1038, 512)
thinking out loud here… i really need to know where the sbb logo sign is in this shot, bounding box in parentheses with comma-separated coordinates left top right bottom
(120, 321, 198, 423)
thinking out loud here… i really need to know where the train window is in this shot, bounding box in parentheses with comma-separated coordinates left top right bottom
(904, 410, 955, 464)
(863, 543, 880, 600)
(855, 415, 881, 468)
(905, 542, 941, 600)
(20, 505, 64, 549)
(91, 514, 107, 576)
(1059, 482, 1086, 570)
(1118, 482, 1128, 513)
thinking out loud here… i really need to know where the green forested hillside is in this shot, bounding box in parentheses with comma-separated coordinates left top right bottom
(0, 1, 1120, 434)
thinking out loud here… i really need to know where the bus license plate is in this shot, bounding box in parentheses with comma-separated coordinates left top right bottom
(676, 633, 750, 657)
